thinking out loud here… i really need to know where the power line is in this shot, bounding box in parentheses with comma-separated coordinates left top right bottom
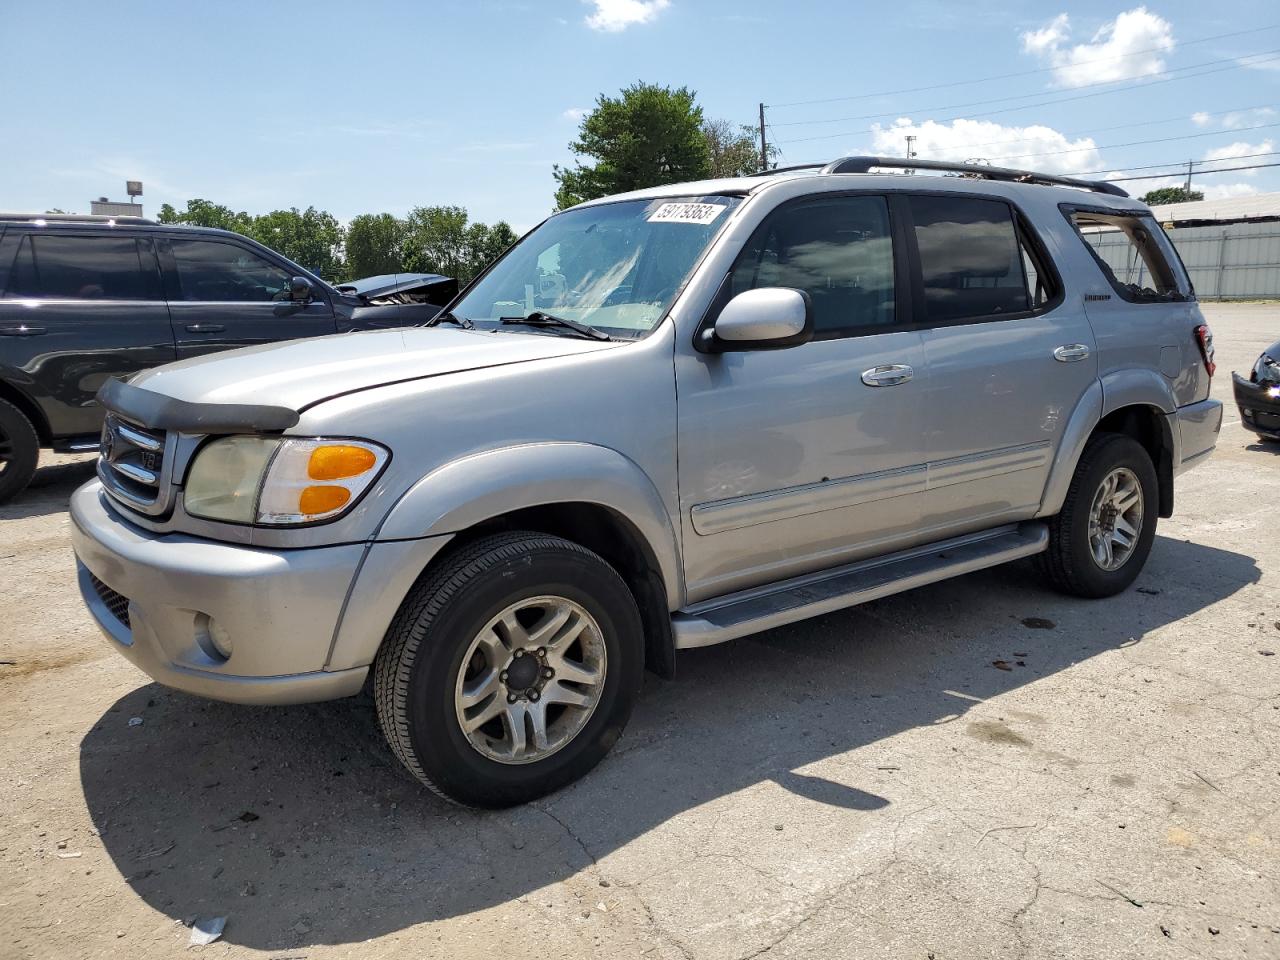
(768, 23, 1280, 110)
(1107, 161, 1280, 182)
(776, 50, 1280, 144)
(984, 119, 1280, 165)
(1065, 151, 1280, 177)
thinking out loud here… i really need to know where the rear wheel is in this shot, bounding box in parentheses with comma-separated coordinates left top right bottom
(373, 531, 644, 807)
(0, 399, 39, 504)
(1039, 432, 1158, 598)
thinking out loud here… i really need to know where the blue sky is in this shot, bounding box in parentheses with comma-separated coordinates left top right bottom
(2, 0, 1278, 231)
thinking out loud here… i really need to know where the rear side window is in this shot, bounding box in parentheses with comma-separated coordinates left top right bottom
(169, 239, 292, 302)
(907, 196, 1035, 323)
(4, 234, 153, 300)
(727, 195, 896, 336)
(1068, 210, 1189, 303)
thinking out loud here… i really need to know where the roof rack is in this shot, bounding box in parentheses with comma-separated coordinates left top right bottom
(817, 156, 1129, 197)
(0, 213, 157, 225)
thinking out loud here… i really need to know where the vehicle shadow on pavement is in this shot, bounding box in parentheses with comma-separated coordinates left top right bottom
(78, 535, 1259, 952)
(0, 456, 96, 522)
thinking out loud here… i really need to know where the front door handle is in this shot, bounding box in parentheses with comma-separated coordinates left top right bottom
(0, 325, 46, 337)
(861, 363, 913, 387)
(1053, 343, 1090, 362)
(184, 323, 225, 333)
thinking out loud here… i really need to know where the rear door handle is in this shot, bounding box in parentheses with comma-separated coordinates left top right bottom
(1053, 343, 1090, 362)
(861, 363, 913, 387)
(0, 325, 46, 337)
(184, 323, 225, 333)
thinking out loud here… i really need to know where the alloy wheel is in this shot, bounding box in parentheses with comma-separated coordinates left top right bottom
(1088, 466, 1144, 571)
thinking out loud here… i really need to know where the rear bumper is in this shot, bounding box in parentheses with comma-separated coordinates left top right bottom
(70, 481, 369, 705)
(1233, 373, 1280, 440)
(1173, 397, 1223, 475)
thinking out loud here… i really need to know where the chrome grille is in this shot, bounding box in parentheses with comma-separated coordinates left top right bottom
(98, 414, 169, 515)
(89, 573, 131, 629)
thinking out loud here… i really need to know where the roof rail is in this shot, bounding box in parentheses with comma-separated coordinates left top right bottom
(0, 213, 158, 225)
(745, 162, 826, 177)
(819, 156, 1129, 198)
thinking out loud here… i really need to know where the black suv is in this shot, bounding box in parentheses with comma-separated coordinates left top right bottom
(0, 214, 455, 502)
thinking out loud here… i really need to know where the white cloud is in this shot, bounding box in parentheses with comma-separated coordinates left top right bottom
(1191, 112, 1211, 127)
(1202, 182, 1260, 200)
(1021, 6, 1174, 88)
(562, 107, 588, 121)
(1221, 107, 1276, 130)
(1202, 139, 1275, 175)
(1127, 175, 1259, 203)
(583, 0, 669, 32)
(869, 117, 1102, 175)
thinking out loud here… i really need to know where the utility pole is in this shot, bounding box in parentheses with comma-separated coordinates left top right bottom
(905, 135, 917, 174)
(1184, 159, 1194, 193)
(759, 103, 768, 172)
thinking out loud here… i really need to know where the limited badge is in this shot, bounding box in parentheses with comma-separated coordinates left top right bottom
(646, 202, 726, 225)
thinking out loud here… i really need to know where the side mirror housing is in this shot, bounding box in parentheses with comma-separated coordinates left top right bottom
(289, 277, 315, 302)
(699, 287, 813, 353)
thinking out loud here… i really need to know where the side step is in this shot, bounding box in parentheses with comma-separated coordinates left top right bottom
(672, 521, 1048, 649)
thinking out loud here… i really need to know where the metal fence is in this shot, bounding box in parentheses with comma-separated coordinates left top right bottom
(1085, 220, 1280, 300)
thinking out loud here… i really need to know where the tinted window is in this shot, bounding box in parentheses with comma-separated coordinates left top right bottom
(1070, 211, 1188, 302)
(909, 196, 1030, 322)
(728, 195, 896, 335)
(5, 235, 152, 300)
(170, 239, 291, 302)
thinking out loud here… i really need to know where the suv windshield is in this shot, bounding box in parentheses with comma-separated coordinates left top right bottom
(447, 196, 742, 339)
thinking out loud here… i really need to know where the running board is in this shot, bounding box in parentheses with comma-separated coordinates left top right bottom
(672, 521, 1048, 649)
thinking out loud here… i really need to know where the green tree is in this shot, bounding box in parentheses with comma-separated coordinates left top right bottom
(402, 205, 472, 279)
(344, 213, 406, 278)
(702, 118, 771, 178)
(1140, 186, 1204, 205)
(554, 82, 710, 209)
(250, 206, 345, 278)
(463, 220, 519, 279)
(156, 199, 254, 234)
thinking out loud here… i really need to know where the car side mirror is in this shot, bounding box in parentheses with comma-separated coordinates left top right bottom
(289, 277, 315, 302)
(700, 287, 813, 352)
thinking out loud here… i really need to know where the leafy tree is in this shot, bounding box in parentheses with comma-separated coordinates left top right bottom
(554, 82, 710, 209)
(402, 205, 471, 279)
(1140, 186, 1204, 205)
(156, 199, 254, 234)
(252, 207, 344, 278)
(463, 220, 519, 279)
(702, 118, 772, 178)
(345, 213, 406, 278)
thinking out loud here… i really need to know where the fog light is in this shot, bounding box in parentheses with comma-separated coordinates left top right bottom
(194, 612, 233, 662)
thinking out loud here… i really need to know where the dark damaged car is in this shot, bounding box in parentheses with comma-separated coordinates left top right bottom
(1233, 339, 1280, 441)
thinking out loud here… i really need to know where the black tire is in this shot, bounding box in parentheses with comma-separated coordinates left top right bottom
(1038, 432, 1158, 598)
(373, 531, 644, 808)
(0, 399, 39, 504)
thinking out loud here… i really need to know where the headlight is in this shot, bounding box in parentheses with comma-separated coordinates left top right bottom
(1253, 353, 1280, 386)
(184, 437, 389, 525)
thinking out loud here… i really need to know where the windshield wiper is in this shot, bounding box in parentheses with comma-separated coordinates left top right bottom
(432, 310, 474, 330)
(499, 311, 612, 341)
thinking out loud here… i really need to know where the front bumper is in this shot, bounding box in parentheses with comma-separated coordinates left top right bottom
(1233, 373, 1280, 440)
(70, 481, 369, 705)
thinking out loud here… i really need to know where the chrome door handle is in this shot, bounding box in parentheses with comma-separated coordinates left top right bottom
(1053, 343, 1090, 362)
(861, 363, 913, 387)
(184, 323, 225, 333)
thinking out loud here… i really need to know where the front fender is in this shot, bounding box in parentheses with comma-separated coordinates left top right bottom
(375, 442, 683, 605)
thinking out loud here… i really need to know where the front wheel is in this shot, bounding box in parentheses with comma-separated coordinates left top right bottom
(0, 399, 39, 504)
(1039, 433, 1159, 598)
(373, 532, 644, 807)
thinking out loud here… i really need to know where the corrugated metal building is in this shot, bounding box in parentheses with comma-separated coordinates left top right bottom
(1083, 191, 1280, 300)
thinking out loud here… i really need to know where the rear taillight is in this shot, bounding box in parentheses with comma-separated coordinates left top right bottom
(1195, 324, 1216, 377)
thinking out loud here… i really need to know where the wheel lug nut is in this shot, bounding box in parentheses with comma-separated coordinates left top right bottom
(507, 692, 518, 703)
(514, 649, 524, 658)
(542, 667, 554, 679)
(528, 689, 540, 702)
(536, 647, 546, 658)
(500, 671, 509, 682)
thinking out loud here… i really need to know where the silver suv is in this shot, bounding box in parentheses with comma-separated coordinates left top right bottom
(71, 156, 1222, 806)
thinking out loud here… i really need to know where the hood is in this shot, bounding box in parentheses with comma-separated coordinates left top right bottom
(131, 327, 619, 413)
(335, 273, 455, 298)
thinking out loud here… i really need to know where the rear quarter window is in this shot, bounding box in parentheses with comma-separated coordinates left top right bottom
(1065, 208, 1191, 303)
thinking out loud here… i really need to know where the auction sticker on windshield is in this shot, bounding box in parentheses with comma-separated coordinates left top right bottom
(647, 202, 726, 225)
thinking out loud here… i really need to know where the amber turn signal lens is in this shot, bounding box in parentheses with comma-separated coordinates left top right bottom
(308, 445, 378, 481)
(299, 485, 351, 515)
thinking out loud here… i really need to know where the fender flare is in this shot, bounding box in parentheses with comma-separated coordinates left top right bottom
(1098, 367, 1177, 418)
(375, 441, 684, 605)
